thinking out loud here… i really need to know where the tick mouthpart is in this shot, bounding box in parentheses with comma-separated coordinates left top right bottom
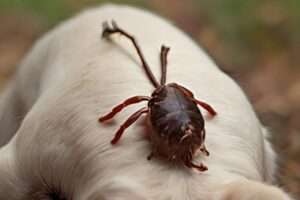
(179, 124, 195, 143)
(179, 131, 192, 143)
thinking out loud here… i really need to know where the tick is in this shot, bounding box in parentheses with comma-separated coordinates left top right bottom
(99, 21, 217, 171)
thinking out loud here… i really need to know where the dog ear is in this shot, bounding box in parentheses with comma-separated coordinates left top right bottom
(85, 176, 150, 200)
(211, 179, 294, 200)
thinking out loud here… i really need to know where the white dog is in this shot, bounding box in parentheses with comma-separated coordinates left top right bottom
(0, 4, 294, 200)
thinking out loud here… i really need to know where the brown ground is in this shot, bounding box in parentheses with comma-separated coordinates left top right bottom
(0, 1, 299, 197)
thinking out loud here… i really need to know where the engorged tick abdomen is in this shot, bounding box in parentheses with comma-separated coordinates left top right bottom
(148, 83, 205, 160)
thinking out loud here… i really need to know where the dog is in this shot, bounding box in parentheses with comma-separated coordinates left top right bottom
(0, 4, 294, 200)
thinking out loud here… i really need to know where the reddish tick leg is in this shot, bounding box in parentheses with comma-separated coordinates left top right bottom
(160, 45, 170, 85)
(193, 99, 217, 116)
(99, 96, 150, 122)
(171, 83, 217, 116)
(199, 129, 209, 156)
(169, 83, 194, 97)
(111, 107, 148, 145)
(102, 20, 160, 88)
(186, 162, 208, 171)
(200, 146, 210, 156)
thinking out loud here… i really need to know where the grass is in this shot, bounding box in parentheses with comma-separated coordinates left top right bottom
(195, 0, 300, 68)
(0, 0, 71, 25)
(0, 0, 148, 26)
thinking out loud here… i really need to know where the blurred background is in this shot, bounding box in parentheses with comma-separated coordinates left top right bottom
(0, 0, 299, 196)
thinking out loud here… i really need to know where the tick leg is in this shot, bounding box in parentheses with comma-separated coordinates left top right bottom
(199, 129, 209, 156)
(200, 145, 210, 156)
(186, 162, 208, 172)
(99, 96, 150, 122)
(169, 83, 217, 116)
(160, 45, 170, 85)
(184, 152, 208, 171)
(102, 20, 160, 88)
(111, 107, 148, 145)
(169, 83, 194, 97)
(192, 99, 217, 116)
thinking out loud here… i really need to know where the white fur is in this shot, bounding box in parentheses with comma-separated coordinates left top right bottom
(0, 4, 294, 200)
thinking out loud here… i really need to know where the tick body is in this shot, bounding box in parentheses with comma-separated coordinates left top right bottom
(99, 21, 217, 171)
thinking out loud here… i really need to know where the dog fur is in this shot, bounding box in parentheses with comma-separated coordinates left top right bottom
(0, 4, 294, 200)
